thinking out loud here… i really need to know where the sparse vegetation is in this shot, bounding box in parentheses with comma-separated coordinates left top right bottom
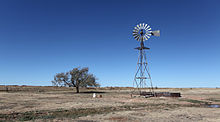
(1, 87, 220, 121)
(0, 103, 181, 121)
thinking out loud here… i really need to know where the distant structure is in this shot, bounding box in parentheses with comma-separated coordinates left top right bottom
(132, 23, 160, 94)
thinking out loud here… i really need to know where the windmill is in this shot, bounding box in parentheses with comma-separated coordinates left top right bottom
(133, 23, 160, 95)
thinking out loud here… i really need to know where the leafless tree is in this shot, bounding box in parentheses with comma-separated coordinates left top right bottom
(52, 67, 99, 93)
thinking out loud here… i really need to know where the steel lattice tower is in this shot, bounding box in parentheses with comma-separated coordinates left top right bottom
(132, 23, 160, 94)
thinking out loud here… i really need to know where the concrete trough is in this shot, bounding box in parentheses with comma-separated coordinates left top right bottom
(155, 92, 181, 97)
(140, 91, 181, 97)
(140, 92, 154, 96)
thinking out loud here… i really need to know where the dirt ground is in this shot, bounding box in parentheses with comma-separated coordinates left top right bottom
(0, 86, 220, 121)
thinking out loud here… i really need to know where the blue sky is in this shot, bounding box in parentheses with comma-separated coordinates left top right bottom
(0, 0, 219, 87)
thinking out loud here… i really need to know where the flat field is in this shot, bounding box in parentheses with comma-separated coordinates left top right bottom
(0, 86, 220, 121)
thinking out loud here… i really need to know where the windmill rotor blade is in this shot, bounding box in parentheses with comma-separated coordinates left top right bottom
(144, 24, 148, 29)
(137, 25, 141, 30)
(146, 35, 150, 39)
(133, 32, 138, 34)
(139, 24, 142, 29)
(136, 36, 140, 41)
(135, 35, 139, 40)
(133, 34, 138, 37)
(133, 29, 138, 32)
(142, 23, 145, 29)
(133, 33, 137, 35)
(133, 31, 138, 34)
(134, 27, 138, 30)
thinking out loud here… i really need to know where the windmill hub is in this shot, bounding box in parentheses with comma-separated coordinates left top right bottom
(140, 29, 144, 36)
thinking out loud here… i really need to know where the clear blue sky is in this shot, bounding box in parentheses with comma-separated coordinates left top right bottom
(0, 0, 219, 87)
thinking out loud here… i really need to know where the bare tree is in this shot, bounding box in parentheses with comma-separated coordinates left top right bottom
(52, 67, 99, 93)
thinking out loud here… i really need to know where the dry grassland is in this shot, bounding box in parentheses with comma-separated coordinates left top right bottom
(0, 86, 220, 121)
